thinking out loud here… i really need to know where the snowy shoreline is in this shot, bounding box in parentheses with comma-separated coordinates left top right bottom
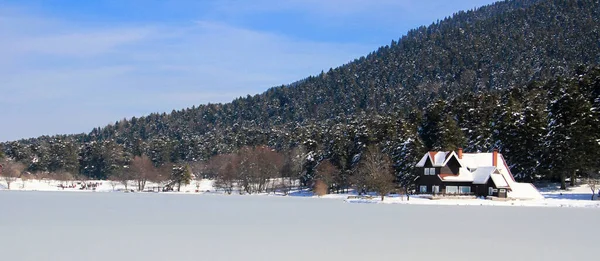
(1, 178, 599, 209)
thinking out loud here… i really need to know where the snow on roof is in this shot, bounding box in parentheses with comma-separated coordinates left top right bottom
(416, 151, 463, 167)
(508, 183, 544, 200)
(434, 152, 447, 166)
(416, 151, 448, 167)
(417, 151, 502, 169)
(490, 173, 509, 188)
(460, 153, 495, 169)
(460, 152, 516, 183)
(441, 168, 473, 182)
(472, 167, 496, 184)
(415, 150, 543, 199)
(416, 154, 428, 167)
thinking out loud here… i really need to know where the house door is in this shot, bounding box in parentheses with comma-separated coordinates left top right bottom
(499, 189, 507, 198)
(432, 186, 440, 194)
(488, 187, 494, 196)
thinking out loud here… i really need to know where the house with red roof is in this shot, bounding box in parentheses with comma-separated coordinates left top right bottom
(414, 148, 543, 199)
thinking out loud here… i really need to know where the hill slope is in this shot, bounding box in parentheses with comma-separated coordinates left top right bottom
(96, 0, 598, 138)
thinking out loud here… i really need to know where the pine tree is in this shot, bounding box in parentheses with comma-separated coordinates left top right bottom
(47, 138, 79, 174)
(393, 125, 426, 192)
(435, 114, 466, 151)
(453, 92, 497, 152)
(495, 83, 547, 181)
(421, 100, 445, 150)
(170, 164, 192, 192)
(546, 78, 598, 189)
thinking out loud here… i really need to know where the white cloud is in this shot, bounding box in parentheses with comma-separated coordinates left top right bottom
(13, 29, 154, 57)
(0, 9, 372, 141)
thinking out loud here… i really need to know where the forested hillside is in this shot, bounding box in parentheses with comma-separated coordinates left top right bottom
(2, 0, 600, 191)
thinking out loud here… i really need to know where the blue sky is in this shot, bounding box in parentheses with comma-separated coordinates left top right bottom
(0, 0, 498, 141)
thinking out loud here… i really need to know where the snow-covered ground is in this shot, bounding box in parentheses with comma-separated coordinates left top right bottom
(0, 178, 215, 193)
(1, 178, 599, 208)
(351, 183, 600, 208)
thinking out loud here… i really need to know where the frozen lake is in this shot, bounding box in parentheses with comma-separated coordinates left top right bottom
(0, 191, 597, 261)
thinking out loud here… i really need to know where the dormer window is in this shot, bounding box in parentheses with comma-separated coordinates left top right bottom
(424, 168, 436, 175)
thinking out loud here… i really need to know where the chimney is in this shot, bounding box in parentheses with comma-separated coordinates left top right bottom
(492, 149, 498, 167)
(457, 148, 463, 159)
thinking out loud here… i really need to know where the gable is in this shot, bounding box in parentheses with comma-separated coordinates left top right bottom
(445, 156, 461, 170)
(423, 157, 433, 167)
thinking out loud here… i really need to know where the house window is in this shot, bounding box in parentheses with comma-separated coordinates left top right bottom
(424, 168, 436, 175)
(446, 186, 458, 194)
(419, 185, 428, 193)
(432, 185, 440, 194)
(459, 186, 471, 194)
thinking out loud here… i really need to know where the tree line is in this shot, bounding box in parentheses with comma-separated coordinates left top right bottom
(2, 0, 600, 191)
(2, 66, 599, 193)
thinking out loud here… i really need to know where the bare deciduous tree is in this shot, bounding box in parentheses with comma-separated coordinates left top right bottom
(314, 160, 339, 195)
(351, 169, 368, 196)
(109, 179, 119, 191)
(108, 170, 131, 191)
(238, 146, 284, 194)
(280, 146, 306, 195)
(129, 155, 156, 191)
(20, 172, 32, 189)
(210, 154, 239, 194)
(53, 170, 74, 189)
(280, 160, 294, 195)
(218, 163, 237, 194)
(149, 165, 172, 191)
(36, 172, 54, 185)
(358, 146, 396, 201)
(189, 160, 208, 192)
(207, 147, 286, 195)
(260, 148, 284, 194)
(0, 160, 25, 190)
(586, 171, 600, 200)
(313, 180, 328, 197)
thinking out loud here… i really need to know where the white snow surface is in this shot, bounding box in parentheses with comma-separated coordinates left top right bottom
(0, 178, 215, 193)
(0, 178, 596, 208)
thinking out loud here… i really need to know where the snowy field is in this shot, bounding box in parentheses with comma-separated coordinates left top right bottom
(0, 191, 598, 261)
(1, 178, 599, 208)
